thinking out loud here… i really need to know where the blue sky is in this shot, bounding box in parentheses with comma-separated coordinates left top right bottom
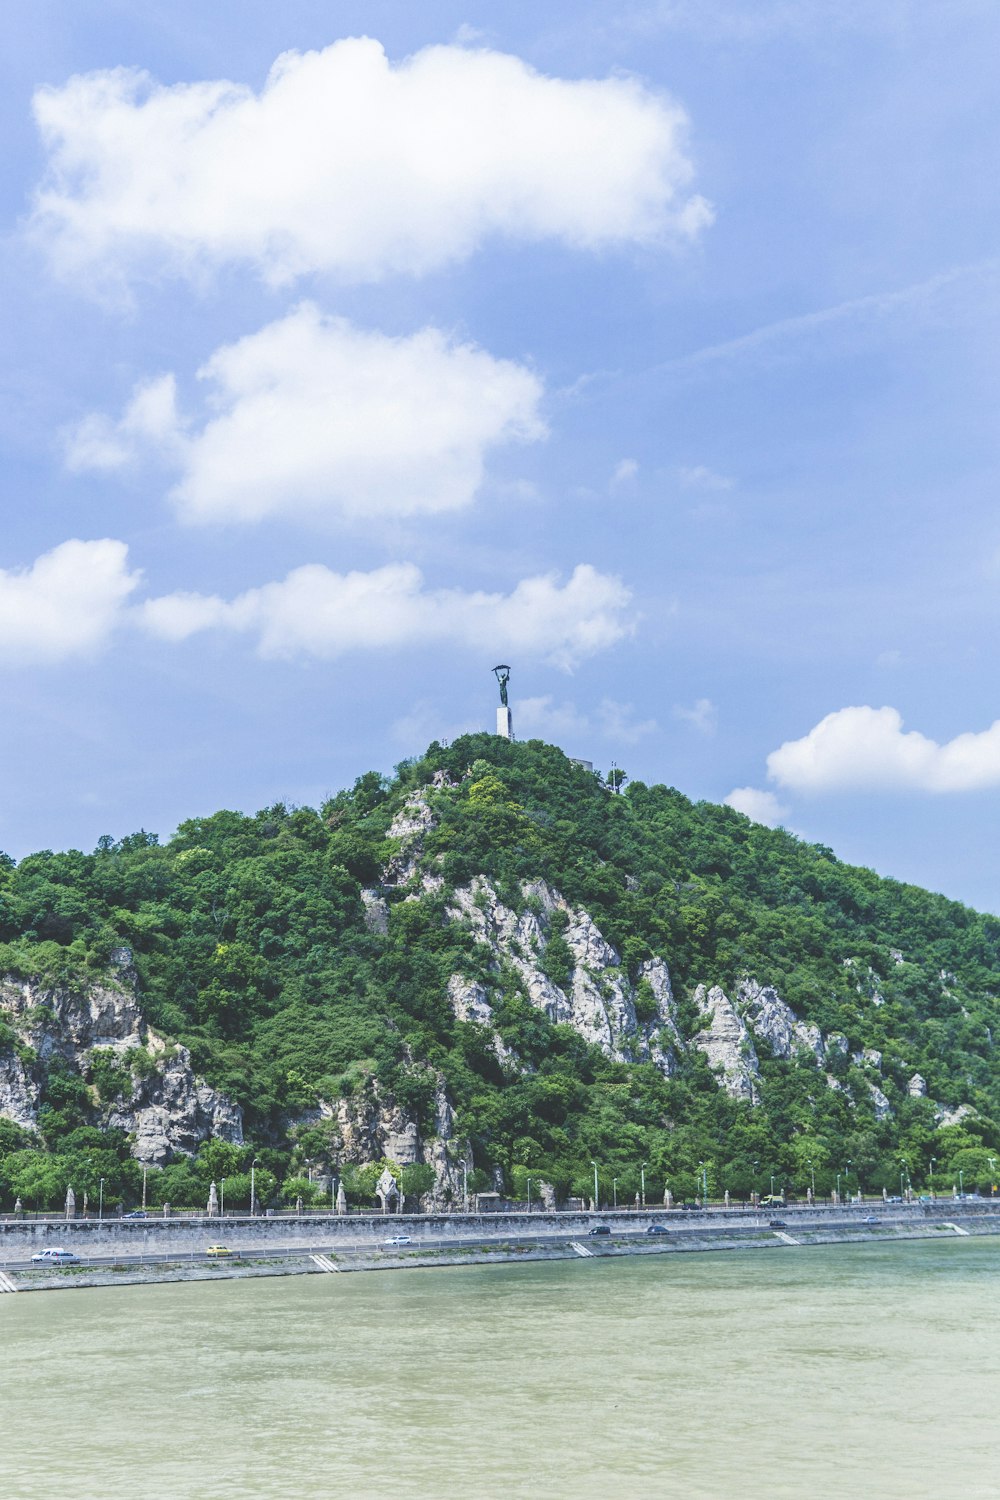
(3, 0, 1000, 912)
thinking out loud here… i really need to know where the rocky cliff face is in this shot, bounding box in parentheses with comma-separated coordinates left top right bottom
(448, 877, 680, 1074)
(305, 1070, 470, 1210)
(0, 969, 242, 1166)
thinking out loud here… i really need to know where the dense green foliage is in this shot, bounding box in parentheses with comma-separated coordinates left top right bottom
(2, 734, 1000, 1209)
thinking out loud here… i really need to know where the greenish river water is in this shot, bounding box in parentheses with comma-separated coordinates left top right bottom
(2, 1240, 999, 1499)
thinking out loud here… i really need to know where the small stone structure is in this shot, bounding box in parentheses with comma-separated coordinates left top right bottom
(376, 1167, 399, 1214)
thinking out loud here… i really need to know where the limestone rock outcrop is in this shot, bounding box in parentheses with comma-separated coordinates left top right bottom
(691, 985, 760, 1102)
(736, 979, 823, 1062)
(310, 1070, 469, 1210)
(0, 974, 242, 1165)
(867, 1081, 892, 1120)
(448, 877, 679, 1073)
(106, 1039, 243, 1166)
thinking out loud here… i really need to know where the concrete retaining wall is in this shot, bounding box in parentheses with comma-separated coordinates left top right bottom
(1, 1202, 997, 1257)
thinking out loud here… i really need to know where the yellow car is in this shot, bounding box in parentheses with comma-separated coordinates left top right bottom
(205, 1244, 232, 1257)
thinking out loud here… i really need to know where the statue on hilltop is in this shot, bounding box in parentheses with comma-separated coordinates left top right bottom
(493, 664, 511, 707)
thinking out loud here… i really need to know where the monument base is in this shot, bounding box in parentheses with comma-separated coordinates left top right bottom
(496, 705, 513, 740)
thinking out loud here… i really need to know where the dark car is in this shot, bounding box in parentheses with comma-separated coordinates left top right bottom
(645, 1224, 670, 1236)
(588, 1225, 612, 1236)
(768, 1219, 788, 1228)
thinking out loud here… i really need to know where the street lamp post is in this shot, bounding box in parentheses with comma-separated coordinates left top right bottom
(251, 1158, 259, 1216)
(461, 1159, 469, 1213)
(591, 1160, 599, 1211)
(845, 1160, 853, 1204)
(929, 1157, 936, 1199)
(527, 1178, 533, 1213)
(700, 1162, 708, 1210)
(640, 1162, 646, 1209)
(221, 1178, 225, 1217)
(99, 1178, 104, 1221)
(807, 1158, 816, 1202)
(770, 1174, 775, 1199)
(752, 1160, 759, 1206)
(142, 1165, 147, 1212)
(836, 1172, 842, 1205)
(959, 1169, 965, 1199)
(612, 1178, 617, 1209)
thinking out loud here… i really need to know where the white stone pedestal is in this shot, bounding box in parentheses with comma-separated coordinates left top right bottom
(497, 705, 513, 739)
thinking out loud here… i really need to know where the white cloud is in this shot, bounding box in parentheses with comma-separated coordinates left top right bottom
(673, 696, 717, 734)
(513, 694, 655, 746)
(516, 696, 590, 738)
(724, 786, 788, 827)
(391, 699, 483, 747)
(32, 38, 712, 287)
(68, 305, 546, 524)
(0, 539, 140, 665)
(677, 464, 733, 491)
(141, 561, 633, 668)
(65, 374, 181, 472)
(767, 705, 1000, 794)
(611, 458, 639, 487)
(597, 698, 657, 744)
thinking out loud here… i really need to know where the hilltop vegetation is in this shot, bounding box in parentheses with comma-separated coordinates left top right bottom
(2, 733, 1000, 1211)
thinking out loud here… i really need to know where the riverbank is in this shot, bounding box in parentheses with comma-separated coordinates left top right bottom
(6, 1205, 999, 1293)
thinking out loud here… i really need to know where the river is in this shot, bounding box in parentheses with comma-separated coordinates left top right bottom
(2, 1239, 998, 1499)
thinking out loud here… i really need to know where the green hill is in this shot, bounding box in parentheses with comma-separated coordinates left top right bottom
(2, 733, 999, 1212)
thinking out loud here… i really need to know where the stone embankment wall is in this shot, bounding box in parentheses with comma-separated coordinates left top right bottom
(1, 1202, 997, 1258)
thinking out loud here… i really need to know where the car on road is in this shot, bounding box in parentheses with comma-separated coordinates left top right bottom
(768, 1219, 788, 1229)
(31, 1248, 79, 1264)
(588, 1225, 612, 1236)
(645, 1224, 670, 1235)
(205, 1245, 232, 1257)
(123, 1210, 147, 1220)
(886, 1195, 903, 1203)
(383, 1235, 412, 1246)
(862, 1214, 881, 1224)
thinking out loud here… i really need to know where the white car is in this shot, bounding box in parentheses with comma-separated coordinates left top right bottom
(383, 1234, 412, 1246)
(31, 1248, 80, 1264)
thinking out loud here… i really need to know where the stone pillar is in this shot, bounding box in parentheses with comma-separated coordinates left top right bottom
(65, 1186, 76, 1220)
(336, 1184, 348, 1215)
(207, 1181, 219, 1217)
(496, 705, 513, 740)
(724, 1190, 730, 1209)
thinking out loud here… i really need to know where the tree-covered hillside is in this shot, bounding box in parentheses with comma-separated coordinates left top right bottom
(2, 733, 1000, 1211)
